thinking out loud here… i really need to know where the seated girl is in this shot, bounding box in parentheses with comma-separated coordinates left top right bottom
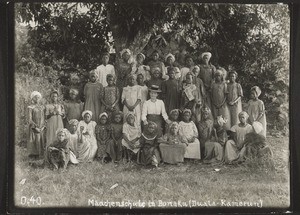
(165, 109, 180, 133)
(178, 109, 201, 160)
(138, 121, 162, 167)
(202, 115, 227, 164)
(224, 111, 253, 164)
(95, 112, 114, 163)
(122, 113, 141, 162)
(158, 122, 187, 165)
(77, 110, 98, 162)
(45, 128, 70, 171)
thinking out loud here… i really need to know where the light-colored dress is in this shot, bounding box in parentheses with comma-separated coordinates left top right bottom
(115, 60, 133, 93)
(211, 82, 231, 130)
(199, 64, 216, 109)
(180, 67, 191, 83)
(247, 99, 267, 137)
(45, 103, 65, 146)
(122, 123, 141, 154)
(225, 124, 253, 162)
(68, 132, 80, 164)
(28, 104, 46, 157)
(76, 120, 98, 162)
(138, 85, 148, 110)
(83, 82, 103, 121)
(122, 85, 142, 126)
(227, 82, 243, 127)
(95, 64, 115, 87)
(63, 100, 84, 121)
(178, 121, 201, 159)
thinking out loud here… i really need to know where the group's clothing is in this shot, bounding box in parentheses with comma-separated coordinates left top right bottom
(122, 85, 142, 126)
(83, 82, 103, 121)
(122, 122, 141, 154)
(162, 78, 181, 114)
(138, 84, 149, 110)
(138, 131, 161, 166)
(95, 64, 116, 87)
(199, 64, 216, 109)
(63, 100, 84, 122)
(227, 82, 243, 127)
(115, 60, 133, 93)
(101, 86, 120, 118)
(95, 123, 113, 159)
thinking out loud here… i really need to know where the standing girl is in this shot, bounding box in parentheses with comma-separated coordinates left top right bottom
(28, 91, 46, 159)
(210, 69, 231, 130)
(63, 88, 84, 127)
(247, 86, 267, 137)
(227, 71, 243, 127)
(137, 73, 149, 111)
(133, 53, 151, 81)
(110, 111, 124, 163)
(45, 90, 65, 146)
(147, 50, 168, 80)
(83, 70, 103, 121)
(122, 74, 142, 127)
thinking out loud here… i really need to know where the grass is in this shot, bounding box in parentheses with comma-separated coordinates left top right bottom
(14, 133, 290, 209)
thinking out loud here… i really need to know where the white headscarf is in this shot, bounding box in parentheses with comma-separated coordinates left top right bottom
(30, 91, 42, 100)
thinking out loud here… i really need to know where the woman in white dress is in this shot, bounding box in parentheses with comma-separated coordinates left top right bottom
(178, 109, 201, 160)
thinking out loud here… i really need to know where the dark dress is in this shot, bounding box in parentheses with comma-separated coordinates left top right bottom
(95, 124, 113, 159)
(45, 139, 70, 169)
(111, 123, 123, 162)
(162, 79, 181, 114)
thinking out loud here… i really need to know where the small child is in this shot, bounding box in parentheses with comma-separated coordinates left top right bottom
(210, 69, 231, 130)
(63, 88, 84, 127)
(133, 53, 151, 81)
(110, 111, 124, 163)
(122, 74, 142, 127)
(178, 109, 201, 160)
(122, 113, 141, 162)
(247, 86, 267, 137)
(227, 71, 243, 127)
(100, 74, 120, 120)
(162, 67, 181, 114)
(95, 112, 113, 163)
(84, 70, 103, 121)
(158, 122, 187, 164)
(95, 52, 116, 87)
(137, 73, 149, 110)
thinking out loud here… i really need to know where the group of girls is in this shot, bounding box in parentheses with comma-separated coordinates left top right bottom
(27, 49, 268, 169)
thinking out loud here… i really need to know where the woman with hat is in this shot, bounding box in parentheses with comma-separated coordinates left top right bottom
(141, 85, 171, 135)
(28, 91, 46, 159)
(45, 90, 65, 147)
(115, 48, 134, 95)
(133, 53, 151, 81)
(77, 110, 98, 162)
(199, 52, 217, 109)
(247, 86, 267, 137)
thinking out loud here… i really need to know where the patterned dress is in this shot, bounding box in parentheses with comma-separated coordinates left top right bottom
(227, 82, 243, 127)
(101, 86, 120, 119)
(115, 60, 133, 94)
(95, 123, 113, 159)
(28, 104, 46, 157)
(84, 82, 103, 121)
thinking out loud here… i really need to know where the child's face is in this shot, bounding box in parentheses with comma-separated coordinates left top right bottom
(114, 115, 122, 123)
(170, 112, 179, 121)
(250, 91, 257, 99)
(215, 74, 221, 82)
(137, 74, 144, 85)
(183, 112, 191, 122)
(127, 115, 135, 125)
(239, 115, 247, 124)
(203, 55, 209, 63)
(84, 114, 92, 123)
(57, 132, 66, 142)
(186, 58, 194, 67)
(150, 91, 158, 99)
(70, 124, 78, 133)
(137, 55, 144, 64)
(153, 70, 160, 78)
(102, 55, 109, 64)
(193, 69, 200, 77)
(32, 95, 40, 104)
(168, 70, 175, 79)
(166, 57, 173, 65)
(147, 124, 155, 133)
(229, 73, 236, 83)
(202, 111, 209, 120)
(186, 75, 193, 84)
(51, 93, 58, 102)
(152, 52, 159, 61)
(71, 76, 80, 85)
(69, 91, 77, 100)
(122, 52, 130, 62)
(90, 74, 97, 82)
(170, 125, 178, 134)
(100, 116, 108, 124)
(128, 76, 135, 86)
(107, 77, 114, 86)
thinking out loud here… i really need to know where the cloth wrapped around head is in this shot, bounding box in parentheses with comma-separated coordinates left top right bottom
(99, 112, 109, 119)
(137, 53, 146, 61)
(68, 119, 79, 126)
(30, 91, 42, 100)
(55, 128, 69, 137)
(165, 53, 176, 63)
(89, 70, 99, 79)
(82, 110, 93, 118)
(69, 88, 79, 95)
(251, 86, 262, 97)
(192, 65, 200, 73)
(183, 108, 192, 116)
(201, 52, 212, 60)
(120, 48, 131, 57)
(238, 111, 249, 120)
(169, 109, 180, 116)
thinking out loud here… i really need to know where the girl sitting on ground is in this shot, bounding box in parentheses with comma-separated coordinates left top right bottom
(158, 122, 187, 165)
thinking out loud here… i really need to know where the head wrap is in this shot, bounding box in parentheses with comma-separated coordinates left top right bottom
(120, 49, 131, 57)
(68, 119, 79, 126)
(183, 109, 192, 115)
(201, 52, 212, 60)
(238, 111, 249, 119)
(137, 53, 146, 61)
(99, 112, 108, 119)
(89, 70, 99, 78)
(201, 106, 212, 114)
(192, 66, 200, 72)
(82, 110, 92, 118)
(69, 88, 79, 95)
(228, 71, 238, 77)
(165, 53, 176, 63)
(215, 69, 224, 77)
(125, 112, 135, 121)
(251, 86, 262, 97)
(55, 128, 69, 137)
(169, 121, 179, 129)
(169, 109, 180, 115)
(30, 91, 42, 100)
(151, 67, 161, 73)
(50, 90, 59, 97)
(102, 52, 110, 57)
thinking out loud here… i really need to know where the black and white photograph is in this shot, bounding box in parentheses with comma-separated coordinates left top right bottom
(13, 2, 290, 210)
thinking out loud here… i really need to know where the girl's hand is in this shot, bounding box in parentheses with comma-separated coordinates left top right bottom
(166, 119, 172, 124)
(143, 120, 148, 125)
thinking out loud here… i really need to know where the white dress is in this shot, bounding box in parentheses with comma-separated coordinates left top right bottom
(122, 85, 142, 126)
(138, 85, 148, 111)
(121, 123, 141, 154)
(95, 64, 115, 87)
(76, 120, 98, 162)
(178, 121, 201, 159)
